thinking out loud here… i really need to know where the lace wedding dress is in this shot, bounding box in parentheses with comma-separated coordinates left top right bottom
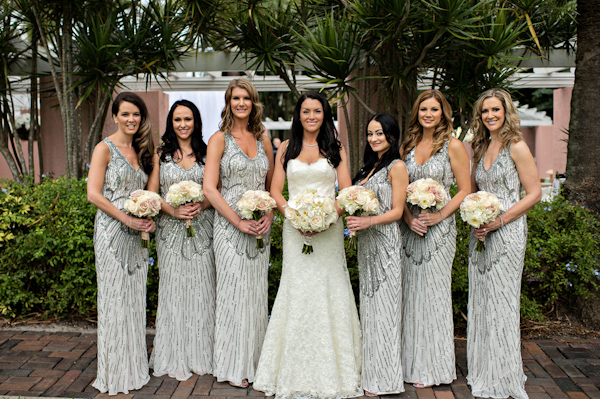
(253, 158, 363, 399)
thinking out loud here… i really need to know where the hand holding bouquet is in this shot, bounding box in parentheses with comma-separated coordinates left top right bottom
(285, 189, 338, 254)
(124, 189, 162, 248)
(460, 191, 503, 252)
(337, 185, 379, 249)
(406, 178, 446, 237)
(166, 180, 205, 237)
(236, 190, 277, 248)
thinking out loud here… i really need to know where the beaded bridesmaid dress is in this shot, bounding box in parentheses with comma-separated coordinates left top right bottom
(467, 145, 528, 399)
(400, 141, 456, 386)
(358, 160, 404, 394)
(150, 156, 215, 381)
(212, 133, 271, 386)
(92, 138, 150, 395)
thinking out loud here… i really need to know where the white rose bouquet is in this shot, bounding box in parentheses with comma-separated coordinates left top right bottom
(285, 189, 338, 254)
(406, 178, 447, 211)
(236, 190, 277, 248)
(337, 185, 379, 249)
(460, 191, 504, 252)
(124, 189, 162, 248)
(166, 180, 205, 237)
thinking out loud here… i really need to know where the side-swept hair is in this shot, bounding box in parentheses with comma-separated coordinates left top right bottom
(219, 79, 265, 140)
(111, 91, 154, 174)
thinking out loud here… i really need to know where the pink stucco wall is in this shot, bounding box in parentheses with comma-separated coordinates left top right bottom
(0, 89, 169, 180)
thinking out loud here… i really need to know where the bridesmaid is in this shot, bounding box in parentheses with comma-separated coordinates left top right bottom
(87, 92, 154, 395)
(147, 100, 215, 381)
(346, 113, 409, 396)
(399, 89, 470, 387)
(467, 88, 541, 399)
(204, 79, 274, 388)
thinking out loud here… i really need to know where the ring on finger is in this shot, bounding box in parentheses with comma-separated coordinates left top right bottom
(483, 228, 486, 232)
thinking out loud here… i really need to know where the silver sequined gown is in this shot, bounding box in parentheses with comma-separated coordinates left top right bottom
(92, 138, 150, 395)
(358, 160, 404, 394)
(212, 134, 271, 385)
(400, 141, 456, 386)
(149, 156, 215, 381)
(254, 158, 362, 399)
(467, 145, 528, 399)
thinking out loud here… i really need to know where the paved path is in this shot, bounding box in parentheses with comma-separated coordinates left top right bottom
(0, 331, 599, 399)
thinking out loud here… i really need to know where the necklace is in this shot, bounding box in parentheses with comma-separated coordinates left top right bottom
(303, 141, 318, 147)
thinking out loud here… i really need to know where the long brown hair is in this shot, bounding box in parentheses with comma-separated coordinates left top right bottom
(400, 89, 453, 160)
(219, 79, 265, 140)
(111, 92, 154, 174)
(470, 88, 523, 165)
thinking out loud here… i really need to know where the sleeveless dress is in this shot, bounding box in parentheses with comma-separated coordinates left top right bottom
(467, 145, 528, 399)
(92, 138, 150, 395)
(253, 158, 363, 399)
(213, 133, 271, 385)
(149, 156, 215, 381)
(357, 160, 404, 395)
(400, 141, 456, 386)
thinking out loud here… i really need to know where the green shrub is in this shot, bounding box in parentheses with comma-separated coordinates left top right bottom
(1, 177, 597, 326)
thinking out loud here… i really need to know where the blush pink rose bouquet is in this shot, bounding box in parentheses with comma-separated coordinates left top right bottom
(124, 189, 162, 248)
(236, 190, 277, 248)
(166, 180, 204, 237)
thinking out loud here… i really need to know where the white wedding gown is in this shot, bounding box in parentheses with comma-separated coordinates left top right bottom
(253, 158, 363, 399)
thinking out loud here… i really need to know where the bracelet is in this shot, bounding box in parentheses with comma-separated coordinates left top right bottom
(439, 210, 445, 219)
(499, 215, 504, 227)
(237, 218, 242, 229)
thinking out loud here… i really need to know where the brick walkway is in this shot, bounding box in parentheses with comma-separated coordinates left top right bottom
(0, 331, 599, 399)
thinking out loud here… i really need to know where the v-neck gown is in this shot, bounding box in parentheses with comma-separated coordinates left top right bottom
(212, 133, 271, 386)
(253, 158, 363, 399)
(467, 145, 528, 399)
(357, 160, 404, 394)
(149, 156, 215, 381)
(92, 138, 151, 395)
(400, 141, 456, 386)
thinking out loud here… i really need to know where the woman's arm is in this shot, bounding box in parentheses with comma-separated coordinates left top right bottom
(256, 134, 275, 235)
(419, 138, 470, 227)
(346, 161, 409, 231)
(203, 132, 260, 235)
(269, 140, 289, 215)
(87, 142, 153, 232)
(475, 140, 542, 239)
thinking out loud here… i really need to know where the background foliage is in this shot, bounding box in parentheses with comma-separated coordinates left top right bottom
(1, 178, 598, 326)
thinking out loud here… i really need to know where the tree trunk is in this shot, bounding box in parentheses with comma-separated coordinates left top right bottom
(564, 0, 600, 212)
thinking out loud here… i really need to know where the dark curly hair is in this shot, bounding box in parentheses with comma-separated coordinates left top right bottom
(354, 113, 401, 184)
(158, 100, 207, 165)
(282, 92, 341, 170)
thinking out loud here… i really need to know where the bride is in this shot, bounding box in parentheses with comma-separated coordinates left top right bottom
(253, 92, 362, 399)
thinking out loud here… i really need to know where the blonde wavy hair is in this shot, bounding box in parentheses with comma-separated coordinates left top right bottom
(219, 79, 265, 140)
(400, 89, 454, 160)
(470, 88, 523, 165)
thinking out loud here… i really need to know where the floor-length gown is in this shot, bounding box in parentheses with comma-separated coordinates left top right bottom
(253, 157, 362, 399)
(400, 141, 456, 386)
(149, 156, 215, 381)
(358, 160, 404, 394)
(467, 145, 528, 399)
(213, 133, 271, 386)
(92, 138, 150, 395)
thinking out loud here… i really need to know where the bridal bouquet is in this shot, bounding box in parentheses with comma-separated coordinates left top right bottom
(285, 189, 338, 254)
(406, 178, 446, 211)
(166, 181, 205, 237)
(337, 185, 379, 249)
(124, 189, 162, 248)
(237, 190, 277, 248)
(460, 191, 504, 252)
